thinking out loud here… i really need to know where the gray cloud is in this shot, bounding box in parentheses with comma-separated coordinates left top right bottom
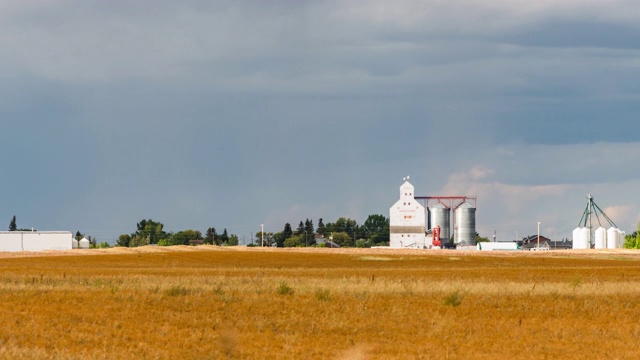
(0, 1, 639, 241)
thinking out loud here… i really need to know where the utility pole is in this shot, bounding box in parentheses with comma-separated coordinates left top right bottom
(537, 222, 541, 249)
(261, 224, 264, 247)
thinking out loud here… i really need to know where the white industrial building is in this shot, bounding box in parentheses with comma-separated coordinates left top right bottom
(389, 179, 428, 248)
(0, 231, 73, 252)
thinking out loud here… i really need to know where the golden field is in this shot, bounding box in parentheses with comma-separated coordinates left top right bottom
(1, 246, 640, 359)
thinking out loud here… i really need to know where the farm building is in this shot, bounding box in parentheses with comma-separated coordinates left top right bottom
(0, 231, 73, 252)
(389, 179, 427, 248)
(519, 235, 573, 250)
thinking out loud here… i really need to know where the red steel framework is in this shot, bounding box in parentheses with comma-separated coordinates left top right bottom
(414, 196, 477, 211)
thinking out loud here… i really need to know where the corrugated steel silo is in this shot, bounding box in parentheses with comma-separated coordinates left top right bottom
(429, 204, 450, 243)
(455, 202, 476, 245)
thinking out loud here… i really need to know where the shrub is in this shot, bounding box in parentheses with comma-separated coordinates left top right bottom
(315, 288, 331, 302)
(157, 239, 171, 247)
(355, 239, 367, 248)
(284, 235, 303, 247)
(165, 285, 189, 296)
(443, 291, 464, 307)
(277, 282, 294, 296)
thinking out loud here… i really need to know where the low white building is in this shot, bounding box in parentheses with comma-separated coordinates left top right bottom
(0, 231, 73, 252)
(389, 179, 428, 248)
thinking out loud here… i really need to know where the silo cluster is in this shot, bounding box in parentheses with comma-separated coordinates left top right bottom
(574, 227, 625, 249)
(427, 202, 477, 246)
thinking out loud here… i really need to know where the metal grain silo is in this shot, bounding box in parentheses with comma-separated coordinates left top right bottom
(581, 227, 591, 249)
(429, 204, 450, 243)
(72, 238, 79, 249)
(595, 227, 606, 249)
(79, 237, 90, 249)
(572, 227, 582, 249)
(607, 227, 618, 249)
(455, 202, 476, 245)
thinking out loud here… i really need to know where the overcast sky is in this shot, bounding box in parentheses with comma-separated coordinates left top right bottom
(1, 1, 639, 243)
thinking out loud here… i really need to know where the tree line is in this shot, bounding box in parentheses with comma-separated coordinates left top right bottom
(115, 219, 239, 247)
(113, 215, 390, 248)
(253, 215, 390, 248)
(623, 223, 640, 249)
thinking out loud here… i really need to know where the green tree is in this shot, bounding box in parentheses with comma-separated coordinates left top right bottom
(284, 234, 304, 247)
(255, 231, 265, 246)
(304, 219, 315, 246)
(205, 227, 217, 245)
(283, 223, 293, 239)
(624, 223, 640, 249)
(475, 232, 490, 243)
(362, 214, 389, 245)
(116, 234, 131, 247)
(227, 234, 239, 246)
(75, 231, 83, 241)
(255, 231, 274, 246)
(327, 218, 357, 234)
(219, 228, 229, 244)
(129, 235, 149, 247)
(624, 234, 636, 249)
(169, 230, 203, 245)
(296, 221, 305, 236)
(330, 232, 352, 247)
(325, 218, 358, 246)
(87, 235, 97, 247)
(8, 216, 16, 231)
(134, 219, 167, 245)
(304, 219, 314, 235)
(317, 218, 325, 235)
(272, 231, 285, 247)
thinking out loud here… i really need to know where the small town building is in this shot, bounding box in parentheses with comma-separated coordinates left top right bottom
(0, 231, 73, 251)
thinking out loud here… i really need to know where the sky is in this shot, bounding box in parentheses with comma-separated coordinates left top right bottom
(1, 0, 639, 244)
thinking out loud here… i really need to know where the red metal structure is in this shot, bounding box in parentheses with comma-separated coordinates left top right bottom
(414, 196, 477, 211)
(432, 225, 441, 247)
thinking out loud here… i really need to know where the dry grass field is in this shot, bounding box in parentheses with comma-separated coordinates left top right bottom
(1, 246, 640, 359)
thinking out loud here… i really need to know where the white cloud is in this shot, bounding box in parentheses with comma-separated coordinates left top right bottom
(602, 205, 637, 230)
(432, 142, 640, 239)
